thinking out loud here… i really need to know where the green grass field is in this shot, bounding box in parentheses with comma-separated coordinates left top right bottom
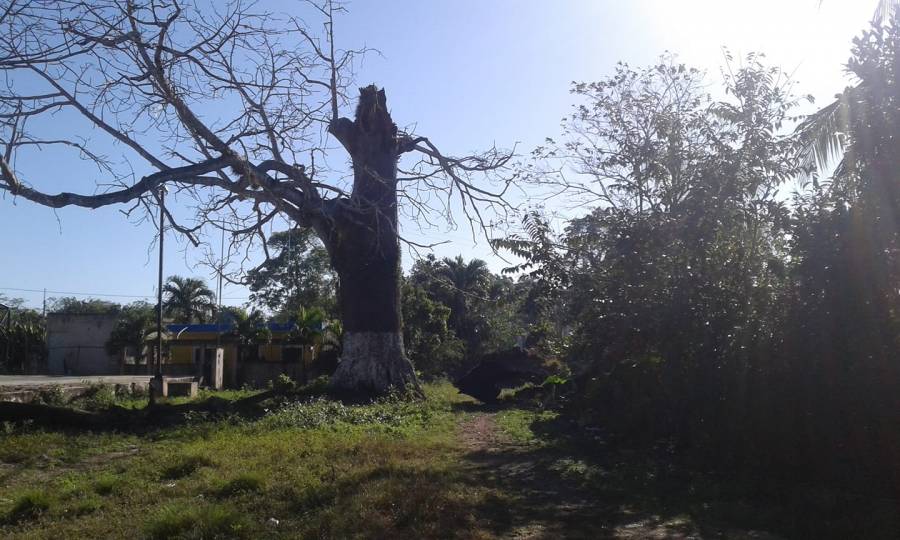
(0, 382, 500, 539)
(3, 381, 897, 539)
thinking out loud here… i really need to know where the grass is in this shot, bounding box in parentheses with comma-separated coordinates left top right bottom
(92, 473, 120, 496)
(3, 491, 51, 524)
(214, 473, 264, 498)
(74, 386, 263, 411)
(494, 408, 558, 444)
(160, 454, 216, 480)
(0, 381, 491, 539)
(144, 503, 249, 539)
(4, 380, 890, 539)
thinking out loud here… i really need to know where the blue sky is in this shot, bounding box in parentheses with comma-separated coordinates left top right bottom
(0, 0, 875, 311)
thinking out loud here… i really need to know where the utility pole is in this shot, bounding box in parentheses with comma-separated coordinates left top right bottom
(287, 223, 296, 313)
(42, 288, 46, 318)
(216, 220, 225, 349)
(152, 185, 167, 401)
(0, 303, 10, 373)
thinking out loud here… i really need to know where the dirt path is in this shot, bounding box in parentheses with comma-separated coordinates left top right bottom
(457, 412, 642, 539)
(457, 412, 782, 540)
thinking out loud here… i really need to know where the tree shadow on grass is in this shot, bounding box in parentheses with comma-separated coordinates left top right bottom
(459, 423, 711, 538)
(0, 391, 275, 434)
(457, 400, 900, 540)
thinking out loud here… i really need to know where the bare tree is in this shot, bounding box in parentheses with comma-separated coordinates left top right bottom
(0, 0, 512, 395)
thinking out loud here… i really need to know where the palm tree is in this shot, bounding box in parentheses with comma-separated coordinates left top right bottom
(288, 307, 342, 353)
(162, 276, 216, 324)
(439, 256, 490, 296)
(799, 0, 900, 174)
(436, 256, 492, 350)
(438, 256, 491, 316)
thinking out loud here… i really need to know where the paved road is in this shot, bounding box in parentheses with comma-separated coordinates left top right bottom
(0, 375, 151, 388)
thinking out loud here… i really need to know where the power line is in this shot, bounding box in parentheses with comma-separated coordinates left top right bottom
(1, 286, 151, 299)
(0, 286, 250, 301)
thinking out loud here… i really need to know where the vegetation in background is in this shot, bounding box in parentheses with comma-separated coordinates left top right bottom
(246, 228, 337, 319)
(401, 280, 465, 379)
(48, 297, 121, 315)
(0, 295, 46, 373)
(105, 301, 155, 364)
(403, 255, 530, 379)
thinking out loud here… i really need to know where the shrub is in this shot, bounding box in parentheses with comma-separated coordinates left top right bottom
(270, 373, 296, 394)
(75, 384, 117, 410)
(260, 394, 435, 431)
(35, 385, 66, 406)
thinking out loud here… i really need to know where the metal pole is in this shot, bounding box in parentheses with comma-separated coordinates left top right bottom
(288, 224, 296, 313)
(216, 220, 225, 345)
(156, 185, 167, 382)
(215, 221, 225, 389)
(0, 303, 9, 372)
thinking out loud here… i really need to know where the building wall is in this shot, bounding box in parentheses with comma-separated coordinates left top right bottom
(163, 330, 323, 388)
(47, 313, 120, 375)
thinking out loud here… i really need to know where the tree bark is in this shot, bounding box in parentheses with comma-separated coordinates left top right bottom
(325, 86, 421, 396)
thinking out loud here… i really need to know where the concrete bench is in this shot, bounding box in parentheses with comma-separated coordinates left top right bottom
(150, 376, 198, 399)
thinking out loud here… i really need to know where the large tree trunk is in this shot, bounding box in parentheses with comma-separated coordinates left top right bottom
(325, 86, 421, 396)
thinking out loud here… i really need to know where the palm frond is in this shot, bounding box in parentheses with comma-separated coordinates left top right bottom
(794, 91, 852, 175)
(819, 0, 900, 24)
(874, 0, 900, 24)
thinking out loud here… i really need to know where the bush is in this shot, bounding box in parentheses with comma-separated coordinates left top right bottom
(260, 392, 438, 432)
(35, 385, 66, 406)
(270, 373, 296, 394)
(75, 384, 117, 410)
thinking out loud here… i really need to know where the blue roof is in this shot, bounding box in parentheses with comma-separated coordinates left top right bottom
(166, 322, 296, 334)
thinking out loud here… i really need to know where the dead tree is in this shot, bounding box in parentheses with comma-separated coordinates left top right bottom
(0, 1, 512, 395)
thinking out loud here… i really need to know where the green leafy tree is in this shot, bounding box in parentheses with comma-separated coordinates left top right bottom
(494, 211, 570, 356)
(0, 294, 27, 311)
(247, 229, 337, 318)
(531, 54, 800, 446)
(217, 306, 248, 326)
(0, 298, 46, 373)
(436, 256, 492, 352)
(401, 281, 465, 379)
(105, 301, 155, 363)
(50, 297, 121, 315)
(408, 255, 523, 359)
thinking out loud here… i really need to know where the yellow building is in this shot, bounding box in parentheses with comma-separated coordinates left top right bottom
(164, 322, 326, 388)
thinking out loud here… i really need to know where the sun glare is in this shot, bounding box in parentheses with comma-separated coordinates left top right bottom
(643, 0, 874, 101)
